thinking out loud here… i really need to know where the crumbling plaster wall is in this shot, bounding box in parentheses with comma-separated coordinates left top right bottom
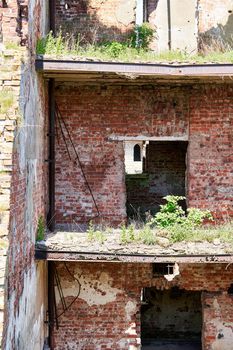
(53, 262, 233, 350)
(198, 0, 233, 49)
(0, 0, 49, 348)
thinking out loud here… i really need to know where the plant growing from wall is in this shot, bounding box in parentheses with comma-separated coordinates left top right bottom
(36, 216, 45, 241)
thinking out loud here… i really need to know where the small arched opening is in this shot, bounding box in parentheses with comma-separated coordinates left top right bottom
(134, 144, 141, 162)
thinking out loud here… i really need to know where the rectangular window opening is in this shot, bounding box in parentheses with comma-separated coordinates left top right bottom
(141, 287, 202, 349)
(152, 263, 175, 277)
(124, 140, 188, 222)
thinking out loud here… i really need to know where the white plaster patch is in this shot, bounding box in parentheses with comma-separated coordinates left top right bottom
(164, 263, 180, 281)
(125, 322, 137, 336)
(211, 321, 233, 350)
(213, 298, 221, 315)
(116, 0, 136, 26)
(59, 268, 121, 306)
(125, 300, 137, 321)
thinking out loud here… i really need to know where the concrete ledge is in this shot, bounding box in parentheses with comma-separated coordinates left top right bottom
(35, 249, 233, 263)
(35, 58, 233, 83)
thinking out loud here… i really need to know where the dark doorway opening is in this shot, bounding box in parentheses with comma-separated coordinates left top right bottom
(141, 287, 202, 350)
(126, 141, 188, 221)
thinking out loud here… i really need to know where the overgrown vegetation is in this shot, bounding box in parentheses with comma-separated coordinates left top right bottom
(36, 216, 45, 242)
(36, 29, 233, 63)
(149, 196, 213, 243)
(84, 196, 233, 246)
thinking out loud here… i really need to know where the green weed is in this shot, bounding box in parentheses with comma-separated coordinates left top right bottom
(130, 22, 155, 50)
(87, 221, 106, 244)
(36, 216, 45, 241)
(139, 224, 155, 245)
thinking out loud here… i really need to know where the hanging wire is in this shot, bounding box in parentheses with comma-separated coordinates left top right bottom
(55, 102, 100, 220)
(53, 263, 81, 323)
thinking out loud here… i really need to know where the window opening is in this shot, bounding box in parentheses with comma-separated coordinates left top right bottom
(143, 0, 148, 22)
(124, 141, 145, 175)
(125, 141, 188, 222)
(152, 263, 175, 277)
(134, 144, 141, 161)
(141, 287, 202, 349)
(228, 284, 233, 295)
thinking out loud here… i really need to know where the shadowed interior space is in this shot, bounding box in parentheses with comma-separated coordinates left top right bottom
(141, 287, 202, 350)
(126, 141, 188, 221)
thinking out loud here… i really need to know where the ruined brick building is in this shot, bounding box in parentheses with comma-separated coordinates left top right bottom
(1, 1, 233, 349)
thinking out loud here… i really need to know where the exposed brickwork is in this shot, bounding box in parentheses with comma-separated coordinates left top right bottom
(55, 84, 233, 227)
(0, 47, 23, 347)
(53, 262, 233, 350)
(0, 0, 28, 45)
(55, 0, 135, 43)
(0, 1, 48, 348)
(55, 85, 189, 226)
(188, 85, 233, 219)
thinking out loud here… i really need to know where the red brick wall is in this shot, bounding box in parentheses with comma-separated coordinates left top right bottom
(188, 85, 233, 219)
(0, 0, 28, 45)
(53, 262, 233, 350)
(55, 0, 135, 44)
(55, 84, 233, 227)
(55, 85, 189, 226)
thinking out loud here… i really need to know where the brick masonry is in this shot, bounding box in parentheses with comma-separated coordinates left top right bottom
(53, 261, 233, 350)
(55, 0, 136, 43)
(55, 84, 233, 227)
(0, 0, 48, 348)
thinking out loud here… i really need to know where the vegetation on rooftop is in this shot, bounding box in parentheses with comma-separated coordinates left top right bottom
(36, 28, 233, 63)
(86, 196, 233, 246)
